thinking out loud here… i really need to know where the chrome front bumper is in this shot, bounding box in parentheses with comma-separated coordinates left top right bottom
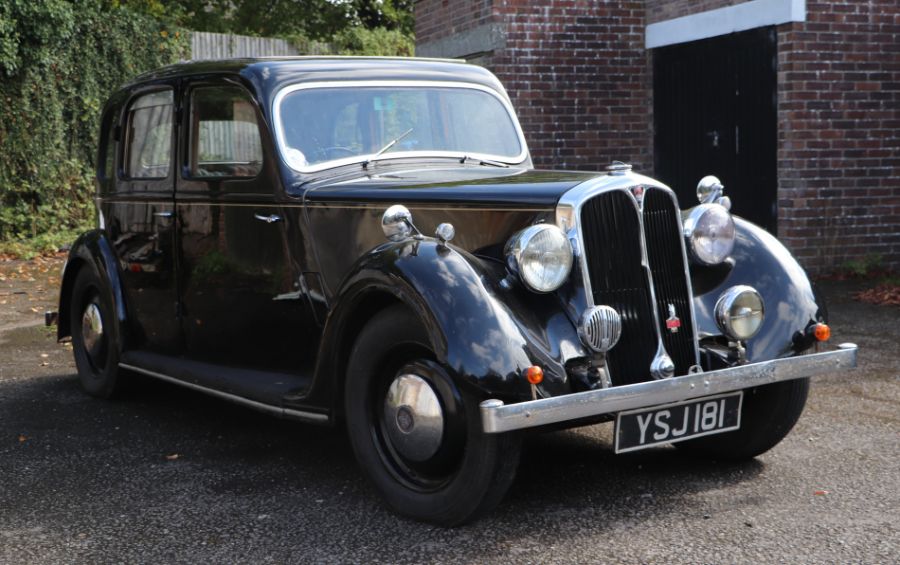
(480, 343, 858, 434)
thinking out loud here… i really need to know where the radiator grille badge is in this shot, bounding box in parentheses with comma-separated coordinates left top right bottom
(665, 303, 681, 334)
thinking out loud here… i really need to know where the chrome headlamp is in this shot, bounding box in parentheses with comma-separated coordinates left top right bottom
(506, 224, 573, 293)
(683, 203, 735, 265)
(715, 285, 765, 341)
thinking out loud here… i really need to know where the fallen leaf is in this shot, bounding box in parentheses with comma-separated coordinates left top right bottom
(30, 307, 39, 313)
(855, 283, 900, 306)
(165, 453, 180, 461)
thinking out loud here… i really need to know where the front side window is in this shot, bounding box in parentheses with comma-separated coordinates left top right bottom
(124, 90, 173, 179)
(275, 82, 525, 172)
(189, 86, 263, 178)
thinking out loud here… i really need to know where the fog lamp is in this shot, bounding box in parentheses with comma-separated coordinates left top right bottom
(715, 285, 765, 341)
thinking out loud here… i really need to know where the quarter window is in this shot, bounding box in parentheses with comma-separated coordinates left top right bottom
(189, 87, 263, 178)
(124, 90, 173, 179)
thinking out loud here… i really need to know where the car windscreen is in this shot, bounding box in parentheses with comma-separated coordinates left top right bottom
(274, 83, 525, 172)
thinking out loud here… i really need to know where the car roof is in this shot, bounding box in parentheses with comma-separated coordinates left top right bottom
(125, 56, 506, 97)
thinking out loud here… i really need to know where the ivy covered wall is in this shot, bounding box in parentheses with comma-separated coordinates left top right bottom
(0, 1, 188, 243)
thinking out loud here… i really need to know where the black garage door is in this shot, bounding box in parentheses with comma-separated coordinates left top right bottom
(653, 27, 778, 234)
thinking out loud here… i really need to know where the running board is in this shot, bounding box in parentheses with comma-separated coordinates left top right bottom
(119, 354, 327, 424)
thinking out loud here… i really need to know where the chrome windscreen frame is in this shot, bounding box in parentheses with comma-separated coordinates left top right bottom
(271, 80, 531, 174)
(555, 172, 702, 377)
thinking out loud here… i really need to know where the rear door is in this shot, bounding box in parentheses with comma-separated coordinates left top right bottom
(175, 79, 314, 374)
(103, 86, 181, 353)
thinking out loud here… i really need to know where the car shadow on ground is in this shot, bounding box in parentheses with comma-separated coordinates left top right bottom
(5, 369, 763, 510)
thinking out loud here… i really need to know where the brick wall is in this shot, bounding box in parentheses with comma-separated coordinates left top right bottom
(645, 0, 748, 24)
(414, 0, 494, 44)
(416, 0, 900, 273)
(416, 0, 653, 172)
(490, 1, 651, 172)
(777, 0, 900, 272)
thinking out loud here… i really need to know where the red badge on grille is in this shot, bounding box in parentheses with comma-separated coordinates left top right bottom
(666, 303, 681, 333)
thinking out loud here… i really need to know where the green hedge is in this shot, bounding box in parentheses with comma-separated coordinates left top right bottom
(0, 0, 188, 244)
(288, 27, 414, 58)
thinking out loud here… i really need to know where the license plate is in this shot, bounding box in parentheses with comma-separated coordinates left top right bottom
(614, 392, 743, 453)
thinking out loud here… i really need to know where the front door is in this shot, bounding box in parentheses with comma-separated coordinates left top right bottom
(654, 27, 778, 233)
(175, 80, 314, 375)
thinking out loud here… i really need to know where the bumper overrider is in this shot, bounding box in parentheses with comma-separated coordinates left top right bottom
(480, 343, 858, 433)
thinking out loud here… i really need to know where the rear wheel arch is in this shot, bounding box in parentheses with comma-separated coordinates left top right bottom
(58, 257, 89, 341)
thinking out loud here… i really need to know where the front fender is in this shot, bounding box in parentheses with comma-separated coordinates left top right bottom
(691, 218, 825, 362)
(314, 238, 586, 408)
(58, 230, 127, 342)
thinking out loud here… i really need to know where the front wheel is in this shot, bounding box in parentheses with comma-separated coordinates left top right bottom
(345, 305, 521, 526)
(676, 378, 809, 460)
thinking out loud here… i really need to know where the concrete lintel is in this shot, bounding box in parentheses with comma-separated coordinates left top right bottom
(646, 0, 806, 49)
(416, 22, 507, 59)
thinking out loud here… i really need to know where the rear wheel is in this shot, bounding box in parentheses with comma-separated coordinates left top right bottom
(70, 267, 123, 398)
(345, 305, 521, 526)
(676, 378, 809, 460)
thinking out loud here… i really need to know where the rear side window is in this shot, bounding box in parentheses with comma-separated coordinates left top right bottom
(189, 86, 263, 178)
(124, 90, 173, 179)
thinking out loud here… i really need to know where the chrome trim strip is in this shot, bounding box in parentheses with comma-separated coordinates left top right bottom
(643, 187, 702, 368)
(480, 344, 858, 433)
(119, 363, 329, 424)
(99, 199, 548, 212)
(271, 80, 530, 173)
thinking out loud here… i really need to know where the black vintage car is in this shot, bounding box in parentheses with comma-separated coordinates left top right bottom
(54, 57, 857, 525)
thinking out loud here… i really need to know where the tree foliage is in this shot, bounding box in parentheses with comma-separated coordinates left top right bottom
(0, 0, 414, 247)
(116, 0, 414, 39)
(0, 0, 188, 241)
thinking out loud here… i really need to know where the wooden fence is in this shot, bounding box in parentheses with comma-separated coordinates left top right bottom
(190, 31, 300, 60)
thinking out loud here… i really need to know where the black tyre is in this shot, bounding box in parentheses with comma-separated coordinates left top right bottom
(345, 305, 521, 526)
(70, 266, 123, 398)
(676, 378, 809, 460)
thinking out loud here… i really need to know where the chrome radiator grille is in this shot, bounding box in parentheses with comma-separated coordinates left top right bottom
(579, 190, 658, 386)
(579, 187, 697, 385)
(642, 188, 697, 376)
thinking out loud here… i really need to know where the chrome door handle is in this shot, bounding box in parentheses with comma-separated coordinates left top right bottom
(153, 211, 174, 219)
(254, 213, 283, 224)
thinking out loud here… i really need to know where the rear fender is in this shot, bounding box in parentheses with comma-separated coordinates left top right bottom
(58, 230, 127, 342)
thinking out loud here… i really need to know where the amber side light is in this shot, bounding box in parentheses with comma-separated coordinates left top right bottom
(814, 323, 831, 342)
(525, 366, 544, 385)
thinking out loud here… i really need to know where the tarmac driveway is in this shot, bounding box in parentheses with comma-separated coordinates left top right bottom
(1, 258, 897, 564)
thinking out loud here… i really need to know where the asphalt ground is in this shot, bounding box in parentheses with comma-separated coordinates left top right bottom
(1, 257, 898, 564)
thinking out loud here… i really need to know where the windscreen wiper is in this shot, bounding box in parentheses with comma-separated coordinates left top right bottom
(460, 155, 509, 168)
(363, 128, 414, 169)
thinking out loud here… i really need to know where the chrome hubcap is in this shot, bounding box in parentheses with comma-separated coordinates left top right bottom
(383, 374, 444, 462)
(81, 302, 104, 356)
